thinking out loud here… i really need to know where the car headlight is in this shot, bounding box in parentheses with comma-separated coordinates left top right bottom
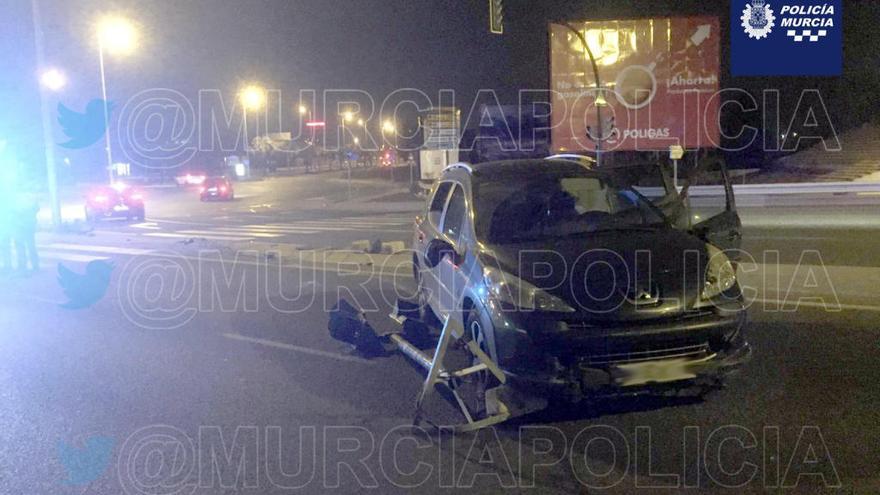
(483, 267, 575, 313)
(702, 243, 737, 300)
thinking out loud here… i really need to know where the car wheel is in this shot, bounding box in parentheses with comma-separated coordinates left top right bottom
(464, 307, 499, 418)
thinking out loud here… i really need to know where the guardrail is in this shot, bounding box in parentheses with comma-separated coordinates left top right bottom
(633, 182, 880, 208)
(724, 182, 880, 195)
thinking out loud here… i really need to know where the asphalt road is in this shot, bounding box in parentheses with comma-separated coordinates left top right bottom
(1, 173, 878, 494)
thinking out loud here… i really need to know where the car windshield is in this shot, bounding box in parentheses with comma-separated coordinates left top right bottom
(473, 167, 667, 244)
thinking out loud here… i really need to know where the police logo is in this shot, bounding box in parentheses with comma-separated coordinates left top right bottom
(741, 0, 776, 39)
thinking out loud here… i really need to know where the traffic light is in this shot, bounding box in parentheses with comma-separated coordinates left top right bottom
(489, 0, 503, 34)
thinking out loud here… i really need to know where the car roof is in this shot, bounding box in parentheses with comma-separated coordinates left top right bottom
(462, 159, 603, 180)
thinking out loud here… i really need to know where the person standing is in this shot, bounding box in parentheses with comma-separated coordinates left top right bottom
(12, 195, 39, 273)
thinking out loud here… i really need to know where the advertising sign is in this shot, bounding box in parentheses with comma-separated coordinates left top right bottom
(549, 16, 721, 152)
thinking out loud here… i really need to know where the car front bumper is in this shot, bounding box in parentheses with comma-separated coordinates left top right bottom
(487, 305, 750, 401)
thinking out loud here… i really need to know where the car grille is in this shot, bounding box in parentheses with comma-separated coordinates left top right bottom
(579, 341, 711, 366)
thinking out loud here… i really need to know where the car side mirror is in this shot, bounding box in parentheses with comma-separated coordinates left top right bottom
(425, 238, 460, 268)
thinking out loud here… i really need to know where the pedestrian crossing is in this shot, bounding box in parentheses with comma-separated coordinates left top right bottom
(37, 243, 154, 264)
(141, 215, 414, 242)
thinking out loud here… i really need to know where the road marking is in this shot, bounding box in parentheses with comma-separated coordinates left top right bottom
(752, 298, 880, 312)
(43, 243, 153, 256)
(39, 250, 110, 263)
(238, 225, 321, 234)
(222, 333, 377, 365)
(143, 232, 252, 241)
(177, 229, 283, 238)
(131, 222, 161, 230)
(261, 223, 410, 233)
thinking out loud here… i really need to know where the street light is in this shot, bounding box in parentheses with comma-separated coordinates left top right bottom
(561, 22, 607, 167)
(96, 15, 138, 183)
(97, 16, 137, 55)
(298, 104, 308, 116)
(239, 84, 266, 172)
(31, 0, 64, 226)
(239, 85, 265, 111)
(39, 68, 66, 92)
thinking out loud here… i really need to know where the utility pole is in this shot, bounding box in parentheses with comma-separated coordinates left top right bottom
(31, 0, 61, 227)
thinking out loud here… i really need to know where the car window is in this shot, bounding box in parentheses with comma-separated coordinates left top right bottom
(442, 185, 466, 244)
(428, 182, 452, 226)
(473, 171, 666, 244)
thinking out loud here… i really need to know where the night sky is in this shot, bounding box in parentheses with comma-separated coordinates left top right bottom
(1, 0, 877, 180)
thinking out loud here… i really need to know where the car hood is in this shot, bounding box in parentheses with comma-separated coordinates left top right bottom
(479, 228, 709, 320)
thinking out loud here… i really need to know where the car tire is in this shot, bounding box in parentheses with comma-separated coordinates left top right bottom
(464, 307, 499, 418)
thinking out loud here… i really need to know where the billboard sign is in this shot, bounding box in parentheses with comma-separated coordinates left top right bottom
(549, 16, 721, 152)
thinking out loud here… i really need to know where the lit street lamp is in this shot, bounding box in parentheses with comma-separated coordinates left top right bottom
(39, 68, 66, 92)
(239, 85, 266, 171)
(96, 15, 138, 183)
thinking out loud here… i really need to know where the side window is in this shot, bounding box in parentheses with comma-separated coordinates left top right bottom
(442, 185, 466, 244)
(428, 182, 452, 226)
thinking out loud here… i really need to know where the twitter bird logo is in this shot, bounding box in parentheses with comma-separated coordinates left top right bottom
(57, 260, 115, 309)
(57, 436, 115, 486)
(57, 99, 114, 149)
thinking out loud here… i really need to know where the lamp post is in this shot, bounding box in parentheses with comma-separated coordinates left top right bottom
(382, 119, 407, 185)
(340, 111, 355, 199)
(31, 0, 62, 227)
(96, 15, 137, 183)
(561, 22, 608, 168)
(239, 85, 265, 176)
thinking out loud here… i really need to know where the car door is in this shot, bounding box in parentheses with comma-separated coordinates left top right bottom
(680, 159, 743, 256)
(606, 159, 742, 256)
(419, 181, 454, 313)
(435, 184, 470, 321)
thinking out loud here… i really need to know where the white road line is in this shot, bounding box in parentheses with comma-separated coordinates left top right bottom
(261, 224, 410, 232)
(131, 222, 160, 230)
(293, 221, 411, 228)
(222, 333, 376, 365)
(238, 225, 321, 234)
(43, 243, 153, 256)
(39, 250, 110, 263)
(143, 232, 252, 241)
(177, 229, 283, 238)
